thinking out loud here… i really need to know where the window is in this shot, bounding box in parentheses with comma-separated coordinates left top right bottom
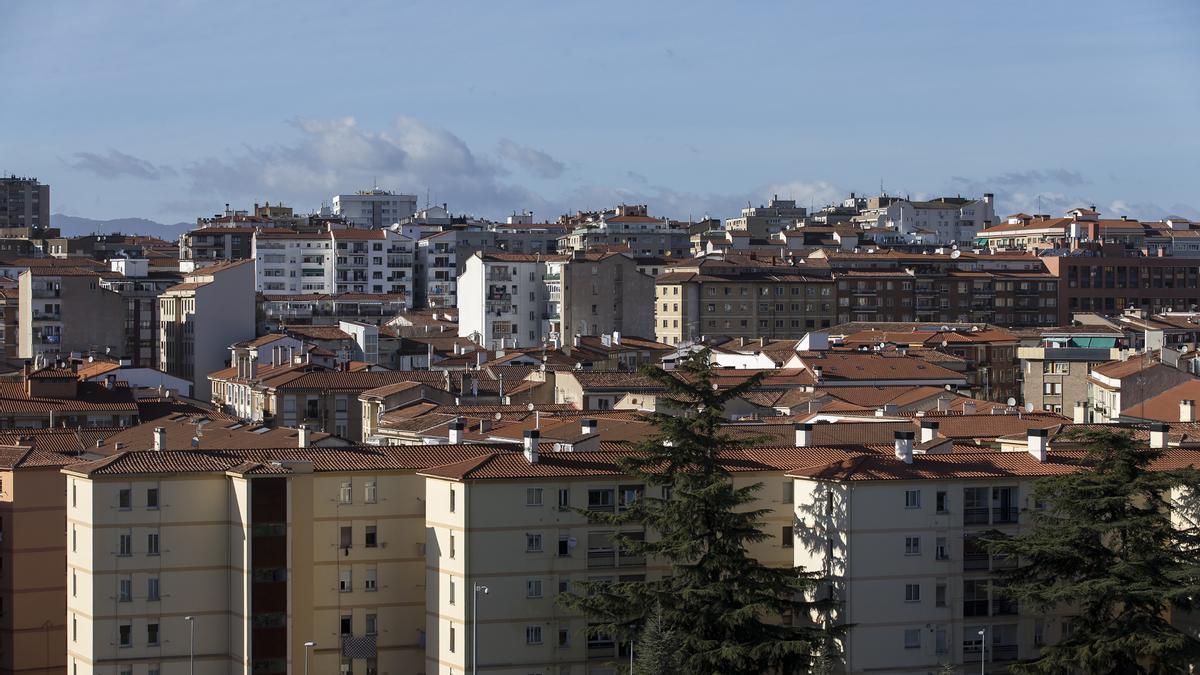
(449, 532, 455, 559)
(147, 488, 159, 509)
(119, 533, 132, 556)
(904, 490, 921, 509)
(450, 625, 456, 652)
(340, 615, 352, 635)
(119, 578, 132, 602)
(904, 628, 921, 649)
(339, 480, 353, 504)
(782, 481, 794, 503)
(558, 627, 570, 647)
(1042, 382, 1062, 395)
(557, 488, 569, 510)
(618, 485, 644, 510)
(526, 625, 543, 645)
(904, 536, 921, 556)
(558, 536, 571, 557)
(119, 623, 132, 647)
(527, 488, 544, 506)
(339, 569, 352, 592)
(449, 487, 456, 512)
(147, 623, 159, 645)
(781, 526, 794, 549)
(935, 537, 948, 560)
(588, 488, 615, 511)
(364, 480, 377, 504)
(935, 580, 947, 607)
(527, 579, 543, 598)
(449, 577, 456, 604)
(340, 526, 352, 549)
(905, 583, 921, 602)
(119, 489, 131, 509)
(365, 525, 378, 548)
(935, 490, 949, 513)
(365, 567, 377, 591)
(147, 532, 160, 555)
(366, 613, 377, 635)
(148, 577, 160, 601)
(526, 533, 543, 552)
(72, 569, 77, 597)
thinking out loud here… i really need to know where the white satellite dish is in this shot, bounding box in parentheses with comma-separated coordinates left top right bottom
(526, 402, 535, 412)
(493, 412, 502, 420)
(1006, 397, 1017, 407)
(950, 250, 961, 259)
(1024, 402, 1035, 413)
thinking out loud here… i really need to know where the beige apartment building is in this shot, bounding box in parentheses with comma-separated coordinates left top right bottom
(654, 255, 836, 345)
(19, 268, 125, 361)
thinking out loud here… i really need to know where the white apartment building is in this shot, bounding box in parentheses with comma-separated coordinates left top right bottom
(862, 195, 996, 245)
(158, 260, 256, 401)
(458, 252, 562, 349)
(333, 189, 417, 229)
(253, 228, 414, 299)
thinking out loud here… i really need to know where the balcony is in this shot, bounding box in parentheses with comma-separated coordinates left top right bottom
(32, 288, 60, 299)
(487, 270, 513, 282)
(992, 597, 1018, 616)
(963, 552, 989, 572)
(993, 507, 1019, 524)
(542, 273, 560, 281)
(992, 644, 1019, 662)
(964, 507, 990, 525)
(31, 311, 62, 322)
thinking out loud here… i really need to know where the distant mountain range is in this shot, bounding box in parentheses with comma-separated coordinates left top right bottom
(51, 214, 192, 240)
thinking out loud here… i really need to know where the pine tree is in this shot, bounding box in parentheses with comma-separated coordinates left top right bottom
(558, 350, 839, 673)
(631, 602, 680, 675)
(986, 428, 1200, 674)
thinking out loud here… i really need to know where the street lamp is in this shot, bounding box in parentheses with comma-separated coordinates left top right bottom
(472, 584, 489, 675)
(303, 641, 315, 675)
(978, 628, 986, 675)
(185, 616, 195, 675)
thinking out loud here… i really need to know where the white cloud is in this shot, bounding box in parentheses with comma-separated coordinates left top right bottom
(496, 139, 566, 179)
(65, 149, 174, 180)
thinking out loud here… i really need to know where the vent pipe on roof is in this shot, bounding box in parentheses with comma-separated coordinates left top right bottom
(962, 401, 976, 416)
(1027, 428, 1048, 462)
(1181, 400, 1196, 423)
(523, 430, 540, 463)
(1150, 423, 1169, 449)
(894, 431, 914, 464)
(919, 420, 939, 444)
(153, 427, 166, 451)
(298, 425, 310, 448)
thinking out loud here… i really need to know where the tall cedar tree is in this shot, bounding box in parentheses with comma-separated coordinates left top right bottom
(558, 350, 839, 673)
(986, 428, 1200, 674)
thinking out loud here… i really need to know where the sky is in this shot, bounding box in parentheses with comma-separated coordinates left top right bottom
(1, 0, 1198, 225)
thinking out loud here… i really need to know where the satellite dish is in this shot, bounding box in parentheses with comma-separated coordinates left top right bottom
(1024, 402, 1035, 413)
(1006, 397, 1017, 407)
(951, 250, 962, 259)
(526, 402, 535, 412)
(493, 412, 502, 421)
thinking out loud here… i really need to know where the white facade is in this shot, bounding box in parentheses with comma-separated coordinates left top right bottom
(253, 230, 414, 298)
(867, 195, 996, 245)
(332, 189, 417, 228)
(457, 254, 550, 349)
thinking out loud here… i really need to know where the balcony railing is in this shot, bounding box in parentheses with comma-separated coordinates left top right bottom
(993, 507, 1019, 524)
(964, 507, 990, 525)
(993, 644, 1019, 662)
(963, 552, 989, 571)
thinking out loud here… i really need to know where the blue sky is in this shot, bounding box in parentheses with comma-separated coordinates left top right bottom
(2, 0, 1198, 223)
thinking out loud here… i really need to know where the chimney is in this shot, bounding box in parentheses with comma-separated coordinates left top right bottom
(893, 431, 914, 464)
(1150, 423, 1169, 449)
(611, 331, 621, 345)
(962, 401, 976, 416)
(1073, 401, 1087, 424)
(298, 425, 310, 448)
(920, 420, 939, 444)
(106, 374, 116, 390)
(739, 337, 748, 347)
(448, 419, 464, 444)
(794, 423, 813, 447)
(523, 430, 540, 463)
(812, 366, 823, 382)
(1181, 400, 1196, 423)
(580, 419, 597, 436)
(1027, 428, 1048, 462)
(153, 427, 166, 451)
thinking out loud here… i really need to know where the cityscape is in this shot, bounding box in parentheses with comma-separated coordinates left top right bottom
(3, 2, 1200, 674)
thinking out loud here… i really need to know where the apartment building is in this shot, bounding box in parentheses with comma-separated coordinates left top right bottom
(254, 228, 414, 299)
(1087, 355, 1194, 424)
(19, 267, 126, 361)
(458, 253, 564, 349)
(180, 225, 258, 262)
(0, 278, 19, 361)
(0, 175, 51, 235)
(333, 188, 417, 228)
(0, 364, 139, 429)
(100, 259, 182, 368)
(414, 229, 495, 310)
(555, 251, 655, 342)
(1016, 326, 1126, 416)
(559, 205, 691, 258)
(63, 443, 502, 675)
(158, 260, 255, 401)
(1041, 250, 1200, 323)
(259, 294, 407, 332)
(653, 254, 837, 345)
(857, 194, 995, 245)
(724, 196, 808, 238)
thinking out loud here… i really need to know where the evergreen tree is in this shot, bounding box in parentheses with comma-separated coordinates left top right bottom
(986, 428, 1200, 674)
(631, 602, 680, 675)
(559, 350, 839, 673)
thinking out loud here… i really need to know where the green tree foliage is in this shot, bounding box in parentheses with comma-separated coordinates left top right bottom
(559, 350, 839, 673)
(987, 428, 1200, 674)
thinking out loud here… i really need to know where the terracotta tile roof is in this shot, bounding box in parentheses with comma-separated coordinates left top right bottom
(1090, 353, 1161, 380)
(0, 427, 117, 455)
(913, 412, 1069, 440)
(28, 366, 78, 379)
(281, 325, 354, 341)
(0, 444, 88, 469)
(820, 385, 948, 408)
(479, 252, 571, 263)
(798, 352, 965, 383)
(359, 381, 425, 399)
(1121, 379, 1200, 422)
(0, 381, 139, 414)
(565, 371, 666, 392)
(75, 361, 123, 380)
(96, 415, 341, 452)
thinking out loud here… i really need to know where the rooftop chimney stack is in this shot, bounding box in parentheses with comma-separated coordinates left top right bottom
(1073, 401, 1088, 424)
(812, 366, 823, 382)
(1150, 423, 1169, 449)
(1181, 400, 1196, 423)
(1027, 428, 1048, 462)
(448, 419, 464, 444)
(795, 423, 813, 447)
(920, 420, 939, 444)
(523, 430, 540, 463)
(962, 401, 976, 416)
(153, 427, 166, 452)
(894, 431, 915, 464)
(298, 425, 310, 448)
(580, 419, 597, 436)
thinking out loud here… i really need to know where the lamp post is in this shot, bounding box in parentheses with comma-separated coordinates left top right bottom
(978, 628, 986, 675)
(472, 584, 489, 675)
(184, 616, 195, 675)
(303, 641, 315, 675)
